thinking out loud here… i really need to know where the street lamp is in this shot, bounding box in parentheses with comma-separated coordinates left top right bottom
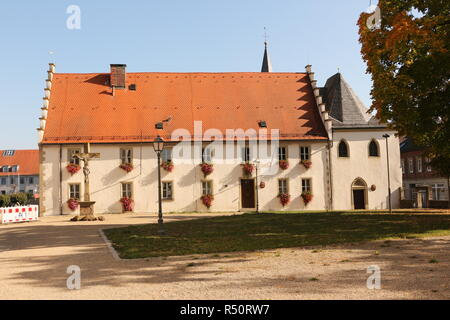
(383, 134, 392, 213)
(153, 135, 165, 234)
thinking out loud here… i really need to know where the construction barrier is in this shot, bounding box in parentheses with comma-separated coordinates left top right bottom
(0, 205, 39, 224)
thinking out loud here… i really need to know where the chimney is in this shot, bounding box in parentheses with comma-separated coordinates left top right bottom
(110, 64, 127, 89)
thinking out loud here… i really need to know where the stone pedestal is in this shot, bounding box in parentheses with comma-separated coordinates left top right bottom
(79, 201, 96, 216)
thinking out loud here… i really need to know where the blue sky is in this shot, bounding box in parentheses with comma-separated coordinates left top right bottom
(0, 0, 375, 150)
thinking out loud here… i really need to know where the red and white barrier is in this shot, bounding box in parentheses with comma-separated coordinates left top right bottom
(0, 205, 39, 224)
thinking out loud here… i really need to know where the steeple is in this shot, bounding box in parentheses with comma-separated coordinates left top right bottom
(261, 41, 272, 72)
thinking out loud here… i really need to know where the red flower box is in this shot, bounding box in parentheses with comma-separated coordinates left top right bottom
(119, 163, 134, 173)
(300, 160, 312, 169)
(242, 163, 254, 176)
(66, 163, 81, 175)
(200, 163, 214, 177)
(278, 193, 291, 207)
(301, 192, 313, 205)
(201, 194, 214, 209)
(67, 198, 79, 211)
(161, 161, 174, 172)
(120, 197, 134, 212)
(279, 160, 289, 170)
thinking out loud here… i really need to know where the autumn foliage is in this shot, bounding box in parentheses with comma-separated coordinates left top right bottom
(358, 0, 450, 177)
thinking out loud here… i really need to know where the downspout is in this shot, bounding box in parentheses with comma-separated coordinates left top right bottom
(327, 139, 334, 211)
(59, 144, 63, 215)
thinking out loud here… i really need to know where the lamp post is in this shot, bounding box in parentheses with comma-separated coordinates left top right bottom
(153, 135, 165, 234)
(383, 134, 392, 213)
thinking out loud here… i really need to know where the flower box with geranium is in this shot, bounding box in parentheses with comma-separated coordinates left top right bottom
(278, 193, 290, 207)
(279, 160, 289, 170)
(201, 194, 214, 209)
(301, 192, 313, 205)
(200, 163, 214, 177)
(161, 161, 174, 172)
(66, 163, 81, 175)
(67, 198, 79, 211)
(119, 163, 134, 173)
(300, 160, 312, 169)
(120, 197, 134, 212)
(242, 163, 254, 176)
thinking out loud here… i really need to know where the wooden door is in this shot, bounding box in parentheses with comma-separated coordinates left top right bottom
(241, 179, 255, 209)
(353, 189, 365, 210)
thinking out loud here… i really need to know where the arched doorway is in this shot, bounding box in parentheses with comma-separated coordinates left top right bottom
(352, 178, 368, 210)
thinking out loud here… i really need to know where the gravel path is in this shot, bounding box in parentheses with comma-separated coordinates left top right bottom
(0, 213, 449, 300)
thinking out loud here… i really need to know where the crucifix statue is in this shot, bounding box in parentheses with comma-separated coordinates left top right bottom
(72, 143, 100, 215)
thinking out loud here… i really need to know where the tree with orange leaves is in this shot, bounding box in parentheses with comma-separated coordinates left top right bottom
(358, 1, 449, 179)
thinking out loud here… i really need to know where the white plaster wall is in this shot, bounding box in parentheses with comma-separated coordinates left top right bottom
(40, 141, 330, 216)
(330, 130, 402, 210)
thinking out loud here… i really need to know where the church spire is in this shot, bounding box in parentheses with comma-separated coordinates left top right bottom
(261, 30, 272, 72)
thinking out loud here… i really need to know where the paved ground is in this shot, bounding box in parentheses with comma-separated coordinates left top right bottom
(0, 213, 449, 300)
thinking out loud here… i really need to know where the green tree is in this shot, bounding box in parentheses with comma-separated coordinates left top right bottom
(358, 0, 450, 178)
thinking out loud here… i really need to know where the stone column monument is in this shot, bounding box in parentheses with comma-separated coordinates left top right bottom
(73, 143, 100, 216)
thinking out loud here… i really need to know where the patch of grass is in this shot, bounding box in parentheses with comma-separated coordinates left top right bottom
(309, 277, 319, 282)
(429, 259, 439, 264)
(103, 212, 450, 259)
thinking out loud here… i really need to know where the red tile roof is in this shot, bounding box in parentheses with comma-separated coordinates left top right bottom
(0, 150, 39, 176)
(42, 72, 328, 144)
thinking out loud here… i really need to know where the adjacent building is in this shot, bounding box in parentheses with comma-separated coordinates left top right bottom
(0, 150, 39, 195)
(400, 137, 449, 208)
(38, 46, 402, 216)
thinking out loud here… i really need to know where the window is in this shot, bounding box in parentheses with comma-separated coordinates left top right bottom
(300, 146, 311, 161)
(1, 191, 5, 195)
(28, 177, 34, 184)
(20, 177, 25, 185)
(202, 180, 213, 196)
(278, 147, 287, 161)
(162, 182, 173, 200)
(278, 179, 288, 195)
(417, 158, 422, 173)
(432, 184, 445, 201)
(202, 147, 213, 163)
(401, 159, 405, 174)
(19, 189, 25, 193)
(241, 147, 251, 162)
(338, 140, 349, 157)
(27, 190, 33, 194)
(1, 166, 8, 172)
(162, 149, 172, 163)
(120, 148, 133, 165)
(2, 150, 15, 156)
(408, 158, 414, 173)
(11, 165, 18, 172)
(302, 179, 312, 193)
(1, 178, 6, 185)
(69, 184, 81, 200)
(369, 140, 379, 157)
(121, 182, 133, 199)
(68, 149, 81, 165)
(10, 177, 14, 184)
(425, 157, 432, 172)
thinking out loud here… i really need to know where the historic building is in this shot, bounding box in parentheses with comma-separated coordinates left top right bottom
(0, 150, 39, 195)
(38, 46, 402, 216)
(400, 137, 449, 208)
